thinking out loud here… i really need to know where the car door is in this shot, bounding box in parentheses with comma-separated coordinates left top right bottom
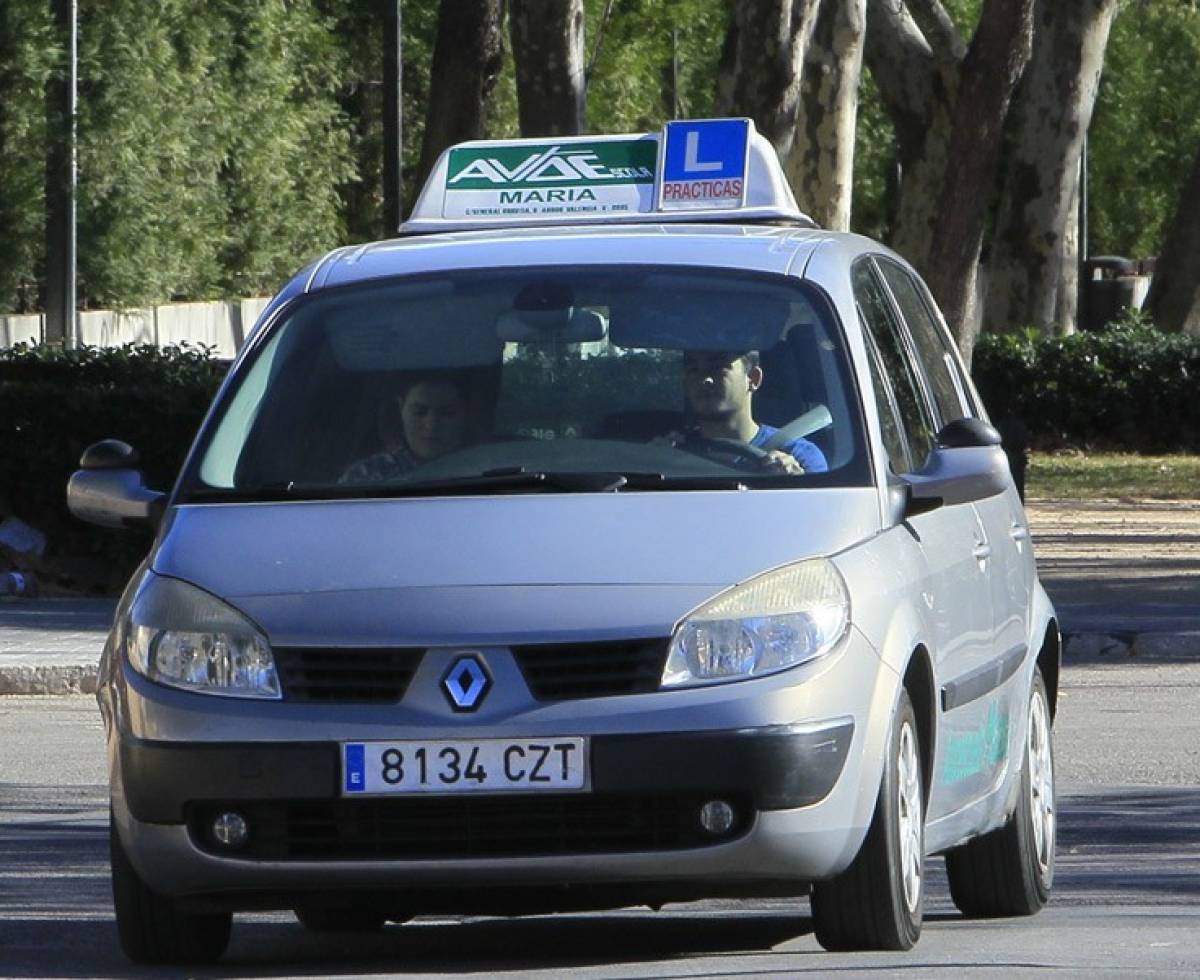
(875, 258, 1034, 659)
(874, 256, 1029, 802)
(852, 258, 995, 823)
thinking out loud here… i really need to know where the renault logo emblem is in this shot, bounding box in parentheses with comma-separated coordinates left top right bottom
(441, 654, 492, 711)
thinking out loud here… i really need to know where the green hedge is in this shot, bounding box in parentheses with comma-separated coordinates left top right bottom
(971, 320, 1200, 451)
(0, 344, 226, 591)
(4, 324, 1198, 592)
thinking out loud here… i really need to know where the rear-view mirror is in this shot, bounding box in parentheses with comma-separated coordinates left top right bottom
(496, 307, 607, 344)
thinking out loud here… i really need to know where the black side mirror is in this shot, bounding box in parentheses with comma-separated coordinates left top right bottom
(935, 418, 1002, 449)
(80, 439, 142, 470)
(899, 420, 1011, 520)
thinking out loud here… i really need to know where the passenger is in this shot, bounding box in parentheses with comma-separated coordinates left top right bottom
(680, 349, 828, 474)
(340, 376, 469, 483)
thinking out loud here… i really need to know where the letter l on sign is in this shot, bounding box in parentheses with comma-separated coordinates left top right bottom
(684, 132, 722, 173)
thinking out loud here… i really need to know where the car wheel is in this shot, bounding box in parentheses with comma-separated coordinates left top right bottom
(293, 904, 388, 932)
(945, 667, 1055, 917)
(110, 812, 231, 964)
(811, 688, 924, 951)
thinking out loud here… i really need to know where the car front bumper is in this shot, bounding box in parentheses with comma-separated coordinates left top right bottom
(106, 628, 900, 906)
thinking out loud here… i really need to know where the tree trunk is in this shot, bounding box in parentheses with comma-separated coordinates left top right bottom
(787, 0, 866, 230)
(922, 0, 1035, 361)
(985, 0, 1117, 335)
(1145, 142, 1200, 335)
(509, 0, 586, 137)
(862, 0, 958, 265)
(414, 0, 504, 194)
(715, 0, 822, 162)
(865, 0, 1034, 363)
(1055, 175, 1081, 335)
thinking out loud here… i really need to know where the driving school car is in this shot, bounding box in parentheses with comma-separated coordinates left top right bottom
(71, 118, 1059, 964)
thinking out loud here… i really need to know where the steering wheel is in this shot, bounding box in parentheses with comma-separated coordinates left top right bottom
(678, 434, 775, 470)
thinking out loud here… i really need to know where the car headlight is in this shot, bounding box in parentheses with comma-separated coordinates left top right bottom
(125, 573, 281, 699)
(661, 559, 850, 688)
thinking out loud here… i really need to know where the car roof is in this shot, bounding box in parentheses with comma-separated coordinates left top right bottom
(299, 224, 889, 295)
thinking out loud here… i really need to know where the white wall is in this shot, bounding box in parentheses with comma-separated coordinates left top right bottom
(1, 297, 272, 357)
(0, 314, 42, 348)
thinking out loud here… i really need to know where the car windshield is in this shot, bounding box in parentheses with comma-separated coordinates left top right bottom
(183, 265, 869, 500)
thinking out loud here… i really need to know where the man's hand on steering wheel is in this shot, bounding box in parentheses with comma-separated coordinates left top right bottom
(763, 449, 804, 475)
(657, 431, 804, 473)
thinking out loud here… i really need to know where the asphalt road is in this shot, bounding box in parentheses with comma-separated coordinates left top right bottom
(2, 660, 1199, 978)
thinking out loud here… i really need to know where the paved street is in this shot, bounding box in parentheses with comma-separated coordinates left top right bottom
(2, 655, 1199, 977)
(1, 496, 1197, 973)
(1028, 499, 1200, 637)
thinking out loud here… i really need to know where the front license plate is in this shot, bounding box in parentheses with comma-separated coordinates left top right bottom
(342, 738, 588, 795)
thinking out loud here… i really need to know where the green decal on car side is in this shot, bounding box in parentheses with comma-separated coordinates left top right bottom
(942, 702, 1010, 785)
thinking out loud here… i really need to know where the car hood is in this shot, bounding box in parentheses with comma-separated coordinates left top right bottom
(153, 489, 880, 645)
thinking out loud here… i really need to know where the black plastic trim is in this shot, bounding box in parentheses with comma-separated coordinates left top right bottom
(941, 644, 1026, 712)
(120, 721, 854, 824)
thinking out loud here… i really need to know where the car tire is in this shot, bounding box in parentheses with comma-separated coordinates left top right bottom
(945, 667, 1055, 917)
(110, 812, 232, 964)
(293, 904, 388, 932)
(811, 688, 924, 951)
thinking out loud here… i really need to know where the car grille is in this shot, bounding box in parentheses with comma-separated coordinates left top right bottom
(272, 638, 669, 704)
(274, 647, 421, 703)
(511, 638, 670, 700)
(190, 794, 751, 860)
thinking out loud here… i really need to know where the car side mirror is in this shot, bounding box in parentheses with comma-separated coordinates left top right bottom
(899, 419, 1010, 519)
(934, 417, 1003, 450)
(67, 439, 166, 530)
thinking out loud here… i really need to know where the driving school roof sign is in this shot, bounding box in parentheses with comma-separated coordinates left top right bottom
(444, 138, 657, 220)
(404, 118, 808, 233)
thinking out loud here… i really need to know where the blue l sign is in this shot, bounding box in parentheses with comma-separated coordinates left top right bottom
(662, 119, 749, 182)
(660, 119, 750, 210)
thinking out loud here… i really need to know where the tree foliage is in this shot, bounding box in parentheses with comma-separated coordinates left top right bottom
(78, 0, 352, 308)
(582, 0, 727, 133)
(3, 0, 353, 311)
(0, 0, 58, 312)
(3, 0, 1200, 318)
(1088, 0, 1200, 258)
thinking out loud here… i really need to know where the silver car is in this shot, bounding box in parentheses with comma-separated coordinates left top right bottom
(71, 120, 1058, 964)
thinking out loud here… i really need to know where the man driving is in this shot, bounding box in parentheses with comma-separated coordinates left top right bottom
(682, 350, 828, 474)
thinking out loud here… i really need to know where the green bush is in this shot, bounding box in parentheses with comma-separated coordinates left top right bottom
(0, 343, 226, 591)
(5, 323, 1195, 594)
(972, 318, 1200, 452)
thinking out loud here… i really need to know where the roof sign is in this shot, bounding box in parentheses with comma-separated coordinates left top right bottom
(659, 118, 750, 211)
(402, 119, 811, 234)
(443, 138, 657, 221)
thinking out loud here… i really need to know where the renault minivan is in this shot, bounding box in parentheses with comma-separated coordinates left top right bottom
(71, 119, 1059, 964)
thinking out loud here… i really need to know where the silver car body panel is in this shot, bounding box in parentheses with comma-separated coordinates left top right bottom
(99, 218, 1058, 905)
(154, 489, 880, 596)
(110, 621, 899, 894)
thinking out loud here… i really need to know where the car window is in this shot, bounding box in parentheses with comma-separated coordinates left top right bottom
(876, 258, 970, 424)
(186, 266, 871, 498)
(857, 320, 913, 474)
(851, 260, 936, 471)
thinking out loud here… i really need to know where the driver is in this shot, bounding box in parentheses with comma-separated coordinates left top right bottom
(340, 376, 469, 483)
(680, 350, 828, 474)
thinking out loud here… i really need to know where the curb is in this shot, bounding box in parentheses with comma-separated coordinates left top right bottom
(3, 630, 1200, 697)
(0, 663, 99, 696)
(1062, 630, 1200, 662)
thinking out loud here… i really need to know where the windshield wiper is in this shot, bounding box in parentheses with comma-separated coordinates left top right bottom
(471, 469, 752, 492)
(395, 469, 638, 495)
(183, 470, 755, 504)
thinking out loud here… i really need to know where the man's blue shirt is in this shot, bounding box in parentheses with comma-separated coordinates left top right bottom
(751, 424, 829, 473)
